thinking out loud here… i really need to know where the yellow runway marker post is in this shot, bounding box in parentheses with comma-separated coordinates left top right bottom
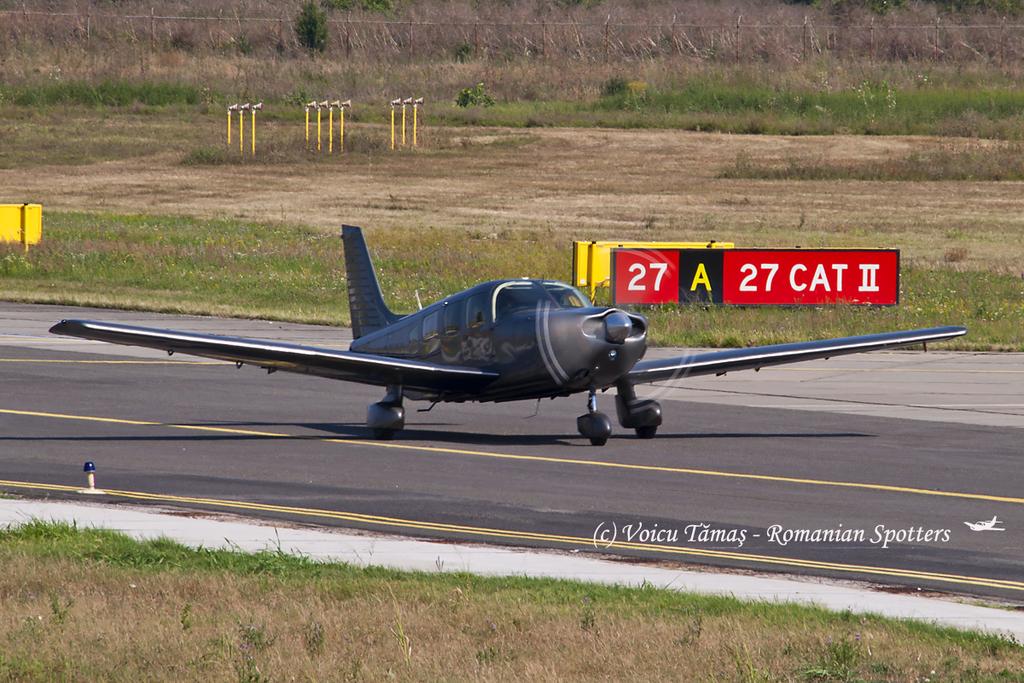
(238, 103, 251, 156)
(227, 109, 231, 145)
(226, 104, 238, 147)
(304, 101, 315, 149)
(251, 102, 262, 157)
(401, 97, 412, 146)
(317, 100, 328, 152)
(339, 99, 351, 153)
(412, 97, 423, 147)
(328, 100, 341, 154)
(389, 98, 400, 150)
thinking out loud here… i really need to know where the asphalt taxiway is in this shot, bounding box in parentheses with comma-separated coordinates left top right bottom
(1, 303, 1022, 602)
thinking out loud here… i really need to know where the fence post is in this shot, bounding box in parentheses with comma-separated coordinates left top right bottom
(999, 17, 1005, 66)
(934, 16, 941, 59)
(802, 15, 808, 60)
(541, 20, 546, 58)
(150, 6, 155, 48)
(345, 18, 352, 57)
(734, 15, 741, 61)
(869, 16, 875, 63)
(474, 21, 480, 56)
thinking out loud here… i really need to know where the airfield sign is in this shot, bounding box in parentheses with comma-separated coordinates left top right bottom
(611, 248, 900, 306)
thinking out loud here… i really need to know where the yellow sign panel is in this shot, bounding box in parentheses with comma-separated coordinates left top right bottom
(572, 240, 733, 299)
(0, 204, 42, 251)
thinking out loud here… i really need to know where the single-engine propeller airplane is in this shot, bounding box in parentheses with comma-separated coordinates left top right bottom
(51, 226, 967, 445)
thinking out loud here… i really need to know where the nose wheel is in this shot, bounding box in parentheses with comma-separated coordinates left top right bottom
(577, 389, 612, 446)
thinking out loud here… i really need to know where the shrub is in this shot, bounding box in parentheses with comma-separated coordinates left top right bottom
(453, 43, 473, 63)
(295, 1, 328, 53)
(455, 82, 495, 108)
(181, 146, 232, 166)
(321, 0, 392, 11)
(601, 77, 629, 97)
(360, 0, 393, 11)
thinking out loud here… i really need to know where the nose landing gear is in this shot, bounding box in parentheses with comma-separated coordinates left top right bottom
(615, 381, 662, 439)
(577, 389, 613, 446)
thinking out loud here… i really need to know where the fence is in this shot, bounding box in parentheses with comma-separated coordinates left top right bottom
(2, 9, 1023, 63)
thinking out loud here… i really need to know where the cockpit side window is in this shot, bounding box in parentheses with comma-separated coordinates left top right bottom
(494, 282, 547, 320)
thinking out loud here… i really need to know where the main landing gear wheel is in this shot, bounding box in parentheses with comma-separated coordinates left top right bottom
(577, 389, 612, 446)
(367, 385, 405, 441)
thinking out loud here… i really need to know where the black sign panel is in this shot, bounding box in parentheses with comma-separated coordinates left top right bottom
(677, 250, 724, 304)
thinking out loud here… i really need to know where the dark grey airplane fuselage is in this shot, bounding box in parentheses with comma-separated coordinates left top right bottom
(350, 279, 648, 403)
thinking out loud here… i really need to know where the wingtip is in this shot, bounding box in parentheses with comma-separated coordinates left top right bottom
(49, 319, 70, 335)
(49, 319, 87, 336)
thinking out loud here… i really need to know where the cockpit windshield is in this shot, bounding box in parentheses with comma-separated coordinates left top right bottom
(542, 282, 590, 308)
(493, 281, 591, 320)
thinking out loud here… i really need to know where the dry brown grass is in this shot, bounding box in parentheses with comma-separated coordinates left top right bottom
(4, 116, 1023, 273)
(2, 526, 1022, 682)
(3, 0, 1024, 66)
(721, 140, 1024, 181)
(3, 113, 1022, 348)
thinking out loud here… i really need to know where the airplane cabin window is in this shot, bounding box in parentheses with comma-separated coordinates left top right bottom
(405, 319, 422, 354)
(423, 310, 441, 340)
(443, 299, 463, 335)
(466, 292, 488, 328)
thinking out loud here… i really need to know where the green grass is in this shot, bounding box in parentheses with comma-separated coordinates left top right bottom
(6, 77, 1024, 139)
(0, 80, 202, 108)
(592, 80, 1024, 137)
(0, 520, 1020, 681)
(1, 210, 1021, 349)
(431, 81, 1024, 138)
(721, 143, 1024, 181)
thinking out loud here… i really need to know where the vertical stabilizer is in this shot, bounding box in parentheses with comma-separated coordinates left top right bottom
(342, 225, 400, 338)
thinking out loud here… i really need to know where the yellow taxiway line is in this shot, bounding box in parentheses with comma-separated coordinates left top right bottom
(0, 477, 1022, 593)
(2, 407, 1024, 507)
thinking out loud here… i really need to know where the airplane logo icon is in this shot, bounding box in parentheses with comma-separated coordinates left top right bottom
(964, 516, 1006, 532)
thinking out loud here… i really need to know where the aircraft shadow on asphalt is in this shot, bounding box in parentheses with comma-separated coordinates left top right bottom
(0, 424, 874, 448)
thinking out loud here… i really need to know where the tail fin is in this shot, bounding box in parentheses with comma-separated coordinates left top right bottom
(342, 225, 400, 338)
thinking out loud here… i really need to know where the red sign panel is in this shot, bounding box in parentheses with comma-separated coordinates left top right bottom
(610, 248, 900, 305)
(723, 250, 899, 305)
(612, 249, 680, 304)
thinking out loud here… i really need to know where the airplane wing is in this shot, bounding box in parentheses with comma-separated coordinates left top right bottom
(626, 326, 966, 384)
(49, 320, 498, 394)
